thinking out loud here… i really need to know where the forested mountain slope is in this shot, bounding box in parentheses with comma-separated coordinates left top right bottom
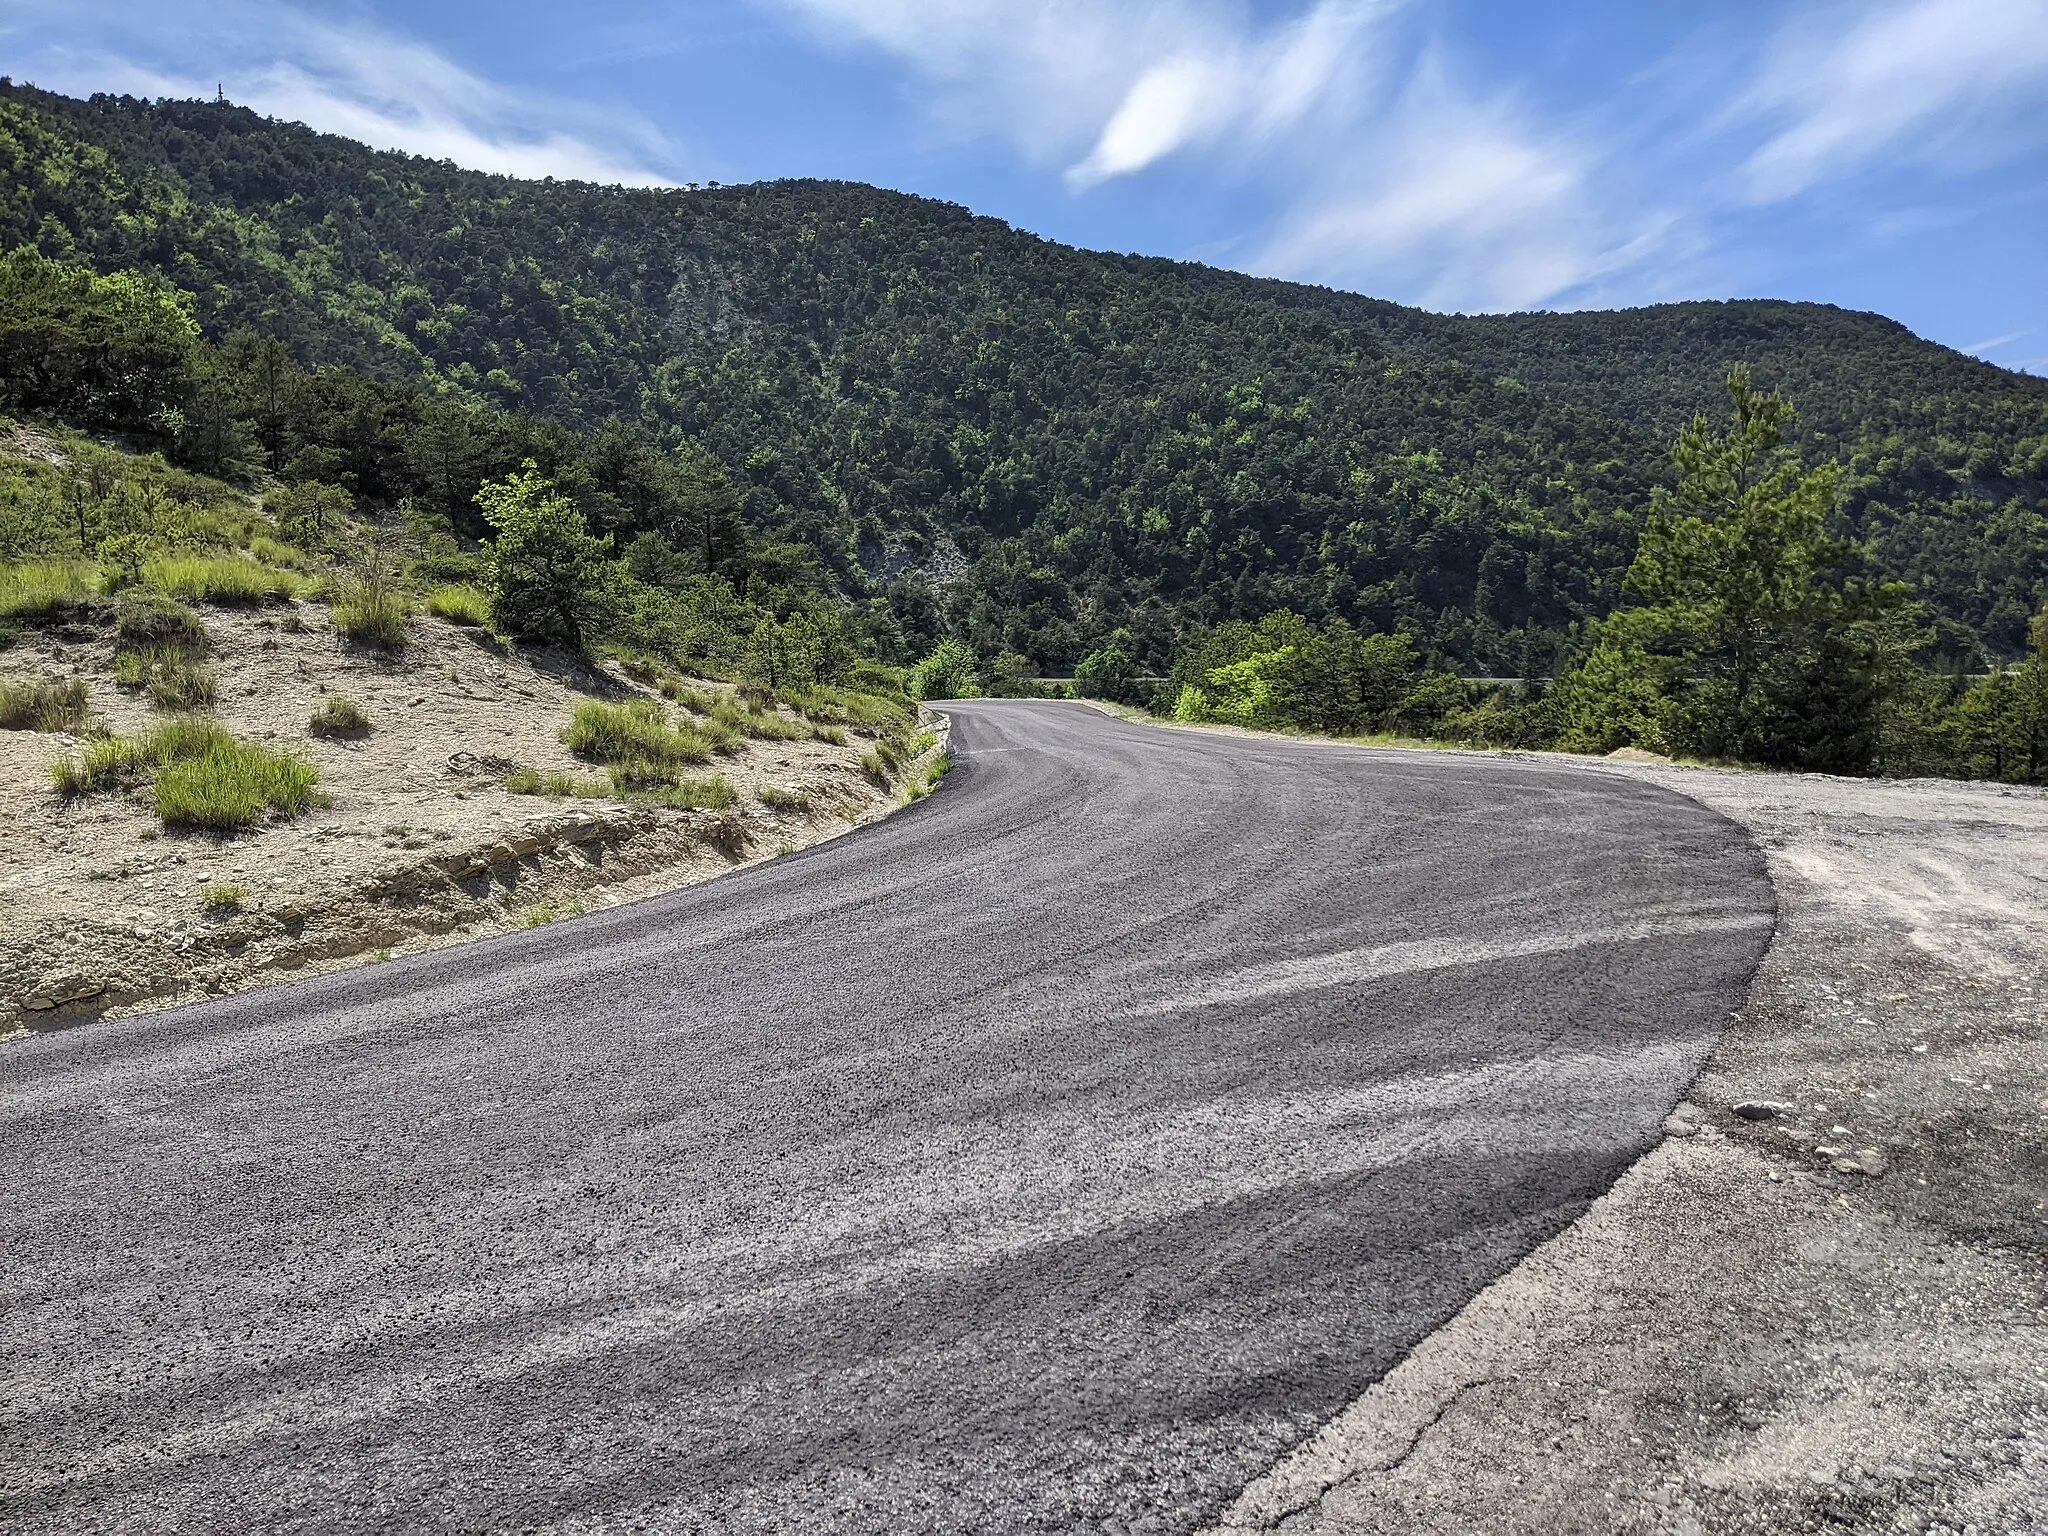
(4, 81, 2043, 668)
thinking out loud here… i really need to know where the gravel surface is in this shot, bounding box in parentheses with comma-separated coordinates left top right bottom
(1213, 760, 2048, 1536)
(1, 700, 1772, 1533)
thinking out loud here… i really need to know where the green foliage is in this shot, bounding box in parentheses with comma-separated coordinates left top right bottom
(50, 715, 319, 828)
(200, 882, 245, 914)
(0, 674, 87, 730)
(0, 560, 98, 626)
(116, 644, 217, 710)
(476, 463, 615, 649)
(1074, 638, 1140, 703)
(0, 246, 195, 428)
(756, 782, 811, 811)
(115, 590, 207, 652)
(905, 640, 981, 701)
(142, 554, 301, 606)
(425, 583, 491, 626)
(637, 772, 736, 810)
(561, 698, 712, 788)
(308, 694, 369, 737)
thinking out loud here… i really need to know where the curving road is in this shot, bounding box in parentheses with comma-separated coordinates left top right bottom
(1, 701, 1772, 1534)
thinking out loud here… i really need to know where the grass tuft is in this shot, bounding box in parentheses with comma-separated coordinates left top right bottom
(201, 882, 246, 915)
(0, 677, 88, 732)
(756, 782, 812, 812)
(115, 592, 209, 654)
(562, 698, 712, 782)
(50, 717, 321, 830)
(425, 584, 492, 627)
(0, 562, 99, 626)
(309, 695, 370, 738)
(505, 765, 602, 797)
(331, 577, 411, 649)
(144, 556, 302, 606)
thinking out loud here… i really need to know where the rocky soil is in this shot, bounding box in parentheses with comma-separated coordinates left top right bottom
(2, 604, 922, 1037)
(1212, 758, 2048, 1536)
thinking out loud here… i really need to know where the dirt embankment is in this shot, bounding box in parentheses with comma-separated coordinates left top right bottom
(2, 606, 924, 1036)
(1214, 760, 2048, 1536)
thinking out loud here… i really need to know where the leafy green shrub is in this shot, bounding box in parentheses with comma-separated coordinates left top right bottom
(0, 676, 88, 731)
(201, 883, 246, 914)
(0, 562, 98, 626)
(309, 695, 370, 738)
(476, 464, 616, 649)
(143, 555, 301, 606)
(425, 584, 492, 627)
(905, 640, 982, 701)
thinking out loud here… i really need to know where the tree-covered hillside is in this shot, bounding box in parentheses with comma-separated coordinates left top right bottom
(3, 81, 2044, 668)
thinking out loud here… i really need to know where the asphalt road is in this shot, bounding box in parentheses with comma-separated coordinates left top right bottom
(1, 701, 1774, 1534)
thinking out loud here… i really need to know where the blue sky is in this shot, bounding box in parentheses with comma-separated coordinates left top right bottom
(6, 0, 2046, 371)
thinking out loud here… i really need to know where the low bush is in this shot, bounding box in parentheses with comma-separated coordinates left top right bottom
(246, 536, 314, 572)
(0, 676, 88, 732)
(143, 556, 302, 606)
(309, 695, 370, 738)
(425, 584, 492, 627)
(756, 782, 811, 811)
(0, 562, 99, 626)
(200, 882, 246, 914)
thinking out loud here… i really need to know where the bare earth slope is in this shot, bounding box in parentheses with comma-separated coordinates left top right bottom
(1216, 763, 2048, 1536)
(2, 604, 906, 1035)
(1, 701, 1772, 1533)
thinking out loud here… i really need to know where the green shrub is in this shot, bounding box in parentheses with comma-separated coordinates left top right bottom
(331, 576, 411, 649)
(309, 695, 370, 738)
(425, 584, 492, 627)
(756, 782, 811, 811)
(905, 751, 953, 801)
(0, 677, 88, 731)
(0, 562, 99, 626)
(787, 684, 916, 734)
(143, 555, 302, 606)
(905, 640, 982, 701)
(201, 883, 246, 914)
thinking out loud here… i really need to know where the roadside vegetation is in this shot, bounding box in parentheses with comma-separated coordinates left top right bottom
(51, 717, 322, 831)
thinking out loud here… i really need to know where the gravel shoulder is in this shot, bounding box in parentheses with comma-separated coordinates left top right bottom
(1207, 752, 2048, 1535)
(1, 607, 917, 1036)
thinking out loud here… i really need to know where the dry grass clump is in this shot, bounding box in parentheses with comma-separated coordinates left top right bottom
(308, 695, 370, 738)
(425, 584, 491, 627)
(143, 555, 302, 606)
(0, 676, 88, 732)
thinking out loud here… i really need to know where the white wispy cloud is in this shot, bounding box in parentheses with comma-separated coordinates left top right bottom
(1735, 0, 2048, 202)
(4, 0, 682, 186)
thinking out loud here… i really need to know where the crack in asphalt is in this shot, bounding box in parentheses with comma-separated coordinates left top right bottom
(0, 701, 1773, 1534)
